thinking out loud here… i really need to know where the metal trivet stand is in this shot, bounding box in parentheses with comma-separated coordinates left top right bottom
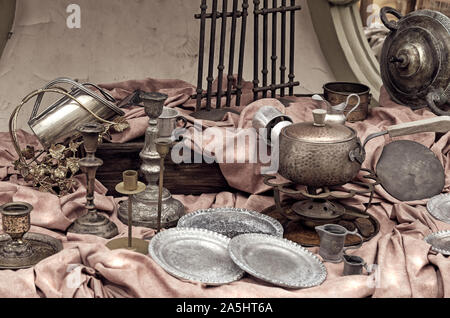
(0, 202, 62, 270)
(67, 123, 119, 239)
(262, 169, 381, 247)
(118, 92, 185, 229)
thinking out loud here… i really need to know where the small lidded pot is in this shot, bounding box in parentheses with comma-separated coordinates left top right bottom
(279, 109, 365, 187)
(0, 202, 33, 257)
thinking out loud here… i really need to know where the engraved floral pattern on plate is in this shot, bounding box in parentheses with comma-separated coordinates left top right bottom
(149, 228, 244, 286)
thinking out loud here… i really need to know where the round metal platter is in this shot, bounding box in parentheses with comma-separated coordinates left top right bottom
(0, 233, 63, 270)
(376, 140, 445, 202)
(177, 207, 284, 238)
(148, 228, 244, 286)
(427, 193, 450, 224)
(424, 230, 450, 256)
(228, 233, 327, 289)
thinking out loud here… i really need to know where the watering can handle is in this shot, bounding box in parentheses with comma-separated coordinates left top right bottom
(30, 78, 117, 121)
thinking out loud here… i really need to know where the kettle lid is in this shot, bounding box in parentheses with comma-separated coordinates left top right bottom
(282, 109, 355, 143)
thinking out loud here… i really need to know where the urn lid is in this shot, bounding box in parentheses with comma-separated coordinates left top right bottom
(380, 8, 450, 110)
(281, 110, 355, 143)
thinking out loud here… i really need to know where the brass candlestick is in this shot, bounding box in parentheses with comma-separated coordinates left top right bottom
(106, 171, 149, 254)
(67, 123, 119, 239)
(155, 138, 172, 233)
(118, 92, 184, 229)
(0, 202, 62, 270)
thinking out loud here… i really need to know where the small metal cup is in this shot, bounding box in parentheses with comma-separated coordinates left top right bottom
(252, 106, 293, 145)
(342, 254, 368, 276)
(158, 107, 188, 139)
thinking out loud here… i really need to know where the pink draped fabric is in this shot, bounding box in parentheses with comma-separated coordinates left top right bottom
(0, 78, 448, 298)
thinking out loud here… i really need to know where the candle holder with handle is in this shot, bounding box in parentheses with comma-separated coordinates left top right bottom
(118, 92, 185, 229)
(67, 123, 119, 238)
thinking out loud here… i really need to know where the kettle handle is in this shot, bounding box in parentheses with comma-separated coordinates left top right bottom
(362, 116, 450, 150)
(380, 7, 403, 32)
(30, 77, 118, 121)
(426, 90, 450, 116)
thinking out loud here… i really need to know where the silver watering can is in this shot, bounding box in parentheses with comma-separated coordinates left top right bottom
(315, 224, 363, 263)
(26, 78, 125, 148)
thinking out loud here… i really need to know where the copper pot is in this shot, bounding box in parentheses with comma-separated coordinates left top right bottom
(279, 110, 364, 187)
(278, 110, 450, 188)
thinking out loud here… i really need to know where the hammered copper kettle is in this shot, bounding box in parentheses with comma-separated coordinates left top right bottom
(380, 7, 450, 116)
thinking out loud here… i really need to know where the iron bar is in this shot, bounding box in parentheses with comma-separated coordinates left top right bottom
(206, 0, 219, 111)
(236, 0, 249, 105)
(216, 0, 229, 109)
(288, 0, 296, 96)
(254, 5, 301, 14)
(195, 11, 243, 19)
(193, 89, 239, 100)
(280, 0, 287, 97)
(271, 0, 277, 98)
(226, 0, 239, 107)
(196, 0, 208, 111)
(253, 81, 299, 92)
(253, 0, 260, 101)
(262, 0, 269, 98)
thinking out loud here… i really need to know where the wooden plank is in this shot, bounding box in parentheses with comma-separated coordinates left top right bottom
(95, 140, 232, 196)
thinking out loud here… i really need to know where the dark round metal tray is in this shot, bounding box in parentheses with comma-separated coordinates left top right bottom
(0, 233, 63, 270)
(261, 199, 380, 247)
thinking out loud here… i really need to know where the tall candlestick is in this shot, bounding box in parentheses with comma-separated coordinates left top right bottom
(118, 92, 185, 229)
(67, 123, 119, 238)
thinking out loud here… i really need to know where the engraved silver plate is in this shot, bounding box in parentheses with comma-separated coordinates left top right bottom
(427, 193, 450, 224)
(425, 230, 450, 256)
(148, 228, 244, 286)
(228, 233, 327, 289)
(177, 207, 284, 238)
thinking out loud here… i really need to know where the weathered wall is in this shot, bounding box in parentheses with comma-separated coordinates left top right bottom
(0, 0, 335, 132)
(0, 0, 15, 63)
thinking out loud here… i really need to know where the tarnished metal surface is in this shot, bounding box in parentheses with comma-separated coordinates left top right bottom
(424, 230, 450, 256)
(279, 110, 364, 187)
(380, 8, 450, 115)
(316, 224, 363, 263)
(177, 207, 284, 238)
(0, 233, 63, 270)
(323, 82, 371, 122)
(67, 123, 118, 239)
(376, 140, 445, 202)
(119, 92, 185, 229)
(29, 78, 122, 148)
(261, 199, 381, 247)
(149, 228, 244, 285)
(0, 202, 62, 270)
(427, 193, 450, 224)
(228, 233, 327, 289)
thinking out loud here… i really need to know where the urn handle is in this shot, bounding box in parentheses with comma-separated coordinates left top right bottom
(380, 7, 403, 32)
(426, 90, 450, 116)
